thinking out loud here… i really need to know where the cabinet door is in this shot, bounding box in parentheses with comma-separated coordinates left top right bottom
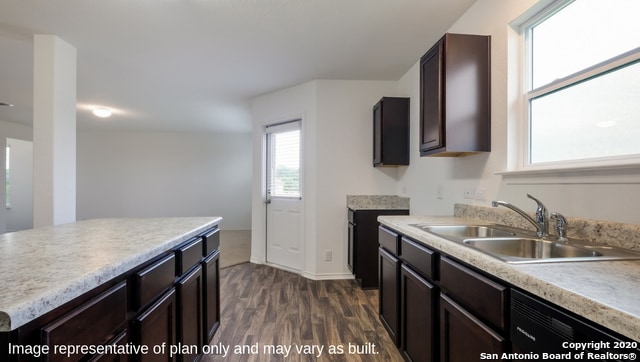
(347, 221, 355, 273)
(177, 265, 204, 362)
(379, 247, 400, 346)
(440, 294, 506, 362)
(203, 250, 221, 343)
(401, 265, 437, 362)
(420, 39, 444, 154)
(373, 101, 383, 165)
(133, 288, 177, 362)
(87, 330, 129, 362)
(42, 282, 128, 362)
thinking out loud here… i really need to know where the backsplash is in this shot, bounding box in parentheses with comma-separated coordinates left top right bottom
(454, 204, 640, 252)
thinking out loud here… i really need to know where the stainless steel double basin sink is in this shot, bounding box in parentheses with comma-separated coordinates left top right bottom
(411, 224, 640, 264)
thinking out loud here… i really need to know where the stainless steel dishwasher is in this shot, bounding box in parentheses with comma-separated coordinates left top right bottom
(511, 289, 639, 361)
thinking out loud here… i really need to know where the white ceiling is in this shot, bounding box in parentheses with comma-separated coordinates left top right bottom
(0, 0, 476, 133)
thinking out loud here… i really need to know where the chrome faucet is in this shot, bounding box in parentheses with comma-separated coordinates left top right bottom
(492, 194, 549, 237)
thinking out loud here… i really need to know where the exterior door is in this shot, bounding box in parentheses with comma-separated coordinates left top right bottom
(265, 120, 303, 272)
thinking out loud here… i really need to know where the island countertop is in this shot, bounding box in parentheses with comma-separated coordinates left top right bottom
(0, 217, 221, 332)
(378, 215, 640, 342)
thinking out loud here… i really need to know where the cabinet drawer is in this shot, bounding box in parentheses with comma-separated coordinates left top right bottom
(203, 228, 220, 257)
(379, 226, 400, 255)
(440, 257, 507, 330)
(176, 237, 203, 275)
(135, 254, 176, 309)
(400, 237, 437, 281)
(42, 282, 127, 362)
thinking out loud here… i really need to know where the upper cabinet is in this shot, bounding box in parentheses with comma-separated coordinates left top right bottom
(373, 97, 410, 167)
(419, 33, 491, 157)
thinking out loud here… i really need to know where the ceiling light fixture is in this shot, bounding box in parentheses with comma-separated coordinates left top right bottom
(92, 107, 112, 118)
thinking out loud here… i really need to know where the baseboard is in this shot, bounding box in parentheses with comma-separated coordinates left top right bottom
(251, 258, 356, 281)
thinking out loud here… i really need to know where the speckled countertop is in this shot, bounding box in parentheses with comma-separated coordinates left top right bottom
(378, 213, 640, 342)
(0, 217, 221, 332)
(347, 195, 409, 210)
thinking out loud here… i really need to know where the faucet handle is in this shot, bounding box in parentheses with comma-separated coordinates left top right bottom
(551, 212, 568, 242)
(526, 194, 547, 217)
(526, 194, 549, 236)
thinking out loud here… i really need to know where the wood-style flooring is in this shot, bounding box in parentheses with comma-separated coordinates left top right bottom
(202, 263, 403, 362)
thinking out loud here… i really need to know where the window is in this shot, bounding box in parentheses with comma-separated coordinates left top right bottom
(266, 120, 301, 199)
(522, 0, 640, 167)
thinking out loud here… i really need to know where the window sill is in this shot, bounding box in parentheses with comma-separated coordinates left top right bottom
(496, 164, 640, 185)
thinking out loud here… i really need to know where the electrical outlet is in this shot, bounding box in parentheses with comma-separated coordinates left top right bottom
(463, 188, 475, 199)
(475, 187, 487, 200)
(437, 184, 444, 199)
(324, 250, 332, 261)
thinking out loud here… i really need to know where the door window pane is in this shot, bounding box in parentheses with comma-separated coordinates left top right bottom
(267, 123, 300, 198)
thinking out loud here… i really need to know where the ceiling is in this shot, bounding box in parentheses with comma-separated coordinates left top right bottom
(0, 0, 476, 134)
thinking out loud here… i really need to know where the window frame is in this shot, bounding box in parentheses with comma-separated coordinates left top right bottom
(517, 0, 640, 172)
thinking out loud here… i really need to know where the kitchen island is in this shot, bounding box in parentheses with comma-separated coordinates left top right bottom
(378, 214, 640, 343)
(0, 217, 222, 361)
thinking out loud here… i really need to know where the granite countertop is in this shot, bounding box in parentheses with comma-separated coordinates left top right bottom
(378, 215, 640, 342)
(0, 217, 222, 332)
(347, 195, 410, 210)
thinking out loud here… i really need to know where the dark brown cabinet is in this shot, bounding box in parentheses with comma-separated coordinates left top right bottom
(176, 266, 203, 362)
(42, 282, 128, 362)
(0, 226, 221, 362)
(379, 226, 506, 362)
(420, 33, 491, 157)
(203, 250, 221, 343)
(439, 257, 508, 362)
(379, 247, 401, 346)
(401, 264, 436, 362)
(373, 97, 409, 166)
(348, 208, 408, 289)
(440, 294, 506, 362)
(133, 288, 178, 362)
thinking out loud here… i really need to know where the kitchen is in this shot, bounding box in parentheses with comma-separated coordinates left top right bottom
(1, 0, 640, 360)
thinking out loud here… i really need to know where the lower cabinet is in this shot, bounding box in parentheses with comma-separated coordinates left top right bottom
(133, 289, 178, 362)
(0, 227, 220, 362)
(378, 247, 400, 346)
(87, 330, 129, 362)
(176, 266, 204, 362)
(203, 250, 221, 343)
(400, 264, 436, 362)
(440, 294, 506, 362)
(349, 208, 409, 289)
(41, 282, 128, 362)
(379, 226, 507, 362)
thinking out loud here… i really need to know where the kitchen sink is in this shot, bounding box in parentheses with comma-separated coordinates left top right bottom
(411, 224, 525, 240)
(463, 238, 602, 261)
(412, 224, 640, 264)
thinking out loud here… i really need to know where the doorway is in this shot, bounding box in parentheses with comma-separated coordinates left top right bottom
(5, 138, 33, 232)
(265, 120, 303, 272)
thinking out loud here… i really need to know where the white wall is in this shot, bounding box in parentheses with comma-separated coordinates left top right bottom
(396, 0, 640, 225)
(77, 131, 252, 230)
(251, 80, 399, 278)
(315, 80, 400, 276)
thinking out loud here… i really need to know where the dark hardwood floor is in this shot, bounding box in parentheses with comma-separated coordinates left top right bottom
(202, 262, 403, 362)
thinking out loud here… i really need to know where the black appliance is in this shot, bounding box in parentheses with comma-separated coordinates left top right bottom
(511, 289, 638, 361)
